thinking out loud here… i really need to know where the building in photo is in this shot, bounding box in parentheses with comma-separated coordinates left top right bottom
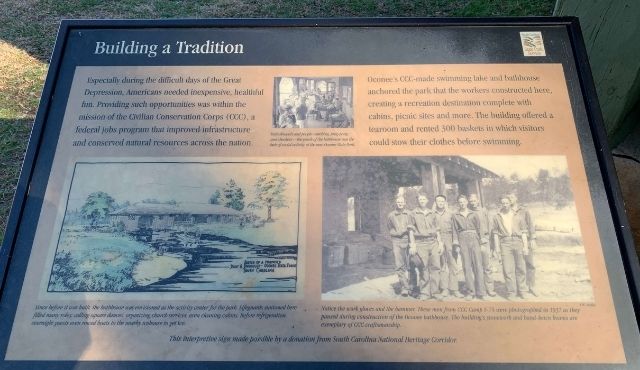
(110, 202, 247, 232)
(323, 156, 498, 252)
(322, 155, 593, 303)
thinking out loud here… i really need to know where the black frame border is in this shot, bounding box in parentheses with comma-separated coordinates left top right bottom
(0, 17, 638, 369)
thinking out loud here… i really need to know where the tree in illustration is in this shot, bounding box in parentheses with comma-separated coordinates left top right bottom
(209, 189, 222, 205)
(223, 179, 245, 211)
(80, 191, 116, 226)
(249, 171, 288, 222)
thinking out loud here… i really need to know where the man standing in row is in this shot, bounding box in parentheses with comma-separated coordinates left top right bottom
(433, 195, 464, 298)
(408, 193, 444, 300)
(387, 196, 412, 296)
(509, 193, 537, 296)
(492, 195, 528, 299)
(469, 194, 497, 297)
(451, 195, 487, 300)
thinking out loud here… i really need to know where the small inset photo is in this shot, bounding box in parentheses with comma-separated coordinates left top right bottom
(273, 76, 354, 128)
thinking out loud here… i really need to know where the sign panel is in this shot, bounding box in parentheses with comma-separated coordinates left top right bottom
(1, 19, 638, 369)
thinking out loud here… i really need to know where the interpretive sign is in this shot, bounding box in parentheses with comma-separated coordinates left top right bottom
(0, 18, 638, 369)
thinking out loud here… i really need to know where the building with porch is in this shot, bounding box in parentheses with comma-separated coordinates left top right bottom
(110, 202, 246, 232)
(322, 156, 498, 269)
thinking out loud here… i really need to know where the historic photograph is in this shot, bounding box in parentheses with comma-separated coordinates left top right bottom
(273, 76, 354, 128)
(322, 155, 593, 302)
(47, 160, 302, 293)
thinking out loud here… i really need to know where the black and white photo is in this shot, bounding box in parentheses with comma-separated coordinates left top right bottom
(322, 155, 592, 302)
(273, 76, 354, 128)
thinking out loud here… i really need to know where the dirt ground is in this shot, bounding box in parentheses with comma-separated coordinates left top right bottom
(323, 238, 593, 302)
(323, 204, 594, 302)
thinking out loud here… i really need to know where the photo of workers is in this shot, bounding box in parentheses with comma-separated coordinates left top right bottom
(322, 155, 593, 302)
(273, 76, 354, 128)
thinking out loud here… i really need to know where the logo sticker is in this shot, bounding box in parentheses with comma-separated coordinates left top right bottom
(520, 31, 546, 56)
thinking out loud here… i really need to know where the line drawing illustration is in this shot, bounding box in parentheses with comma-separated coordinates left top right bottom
(47, 161, 302, 293)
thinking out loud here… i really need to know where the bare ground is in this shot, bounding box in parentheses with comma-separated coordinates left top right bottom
(324, 243, 593, 302)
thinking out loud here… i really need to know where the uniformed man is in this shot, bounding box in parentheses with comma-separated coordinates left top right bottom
(469, 194, 496, 297)
(492, 195, 528, 300)
(433, 195, 464, 298)
(452, 194, 487, 300)
(408, 193, 444, 300)
(509, 193, 537, 297)
(387, 196, 412, 297)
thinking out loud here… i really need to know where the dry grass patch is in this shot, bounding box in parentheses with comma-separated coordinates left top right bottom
(0, 41, 46, 242)
(0, 41, 47, 119)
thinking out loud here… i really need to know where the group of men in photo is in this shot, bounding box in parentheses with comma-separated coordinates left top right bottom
(387, 192, 537, 301)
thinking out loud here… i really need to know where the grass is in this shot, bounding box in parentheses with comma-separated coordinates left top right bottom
(1, 0, 555, 62)
(0, 41, 47, 242)
(0, 0, 555, 246)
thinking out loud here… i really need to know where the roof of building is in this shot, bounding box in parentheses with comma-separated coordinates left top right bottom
(432, 156, 500, 179)
(110, 202, 245, 216)
(383, 156, 499, 185)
